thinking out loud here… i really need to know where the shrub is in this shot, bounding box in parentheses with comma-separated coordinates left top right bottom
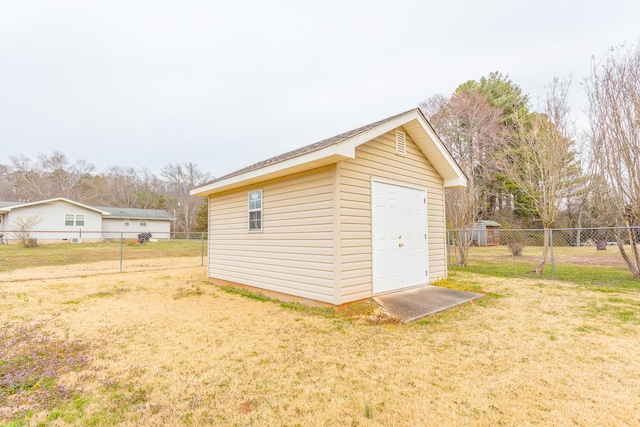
(508, 242, 525, 256)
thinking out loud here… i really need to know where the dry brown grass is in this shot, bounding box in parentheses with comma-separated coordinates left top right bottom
(2, 266, 640, 426)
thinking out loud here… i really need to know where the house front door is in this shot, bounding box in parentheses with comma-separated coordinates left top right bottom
(372, 180, 428, 294)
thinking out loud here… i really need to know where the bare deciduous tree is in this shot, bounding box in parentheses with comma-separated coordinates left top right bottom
(424, 91, 504, 265)
(161, 162, 212, 233)
(586, 43, 640, 278)
(12, 214, 43, 247)
(498, 77, 578, 274)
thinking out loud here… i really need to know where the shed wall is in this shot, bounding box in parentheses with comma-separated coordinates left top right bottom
(338, 127, 446, 303)
(208, 166, 336, 303)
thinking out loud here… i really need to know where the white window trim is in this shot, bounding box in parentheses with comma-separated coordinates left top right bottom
(124, 219, 130, 227)
(140, 219, 147, 226)
(248, 189, 263, 232)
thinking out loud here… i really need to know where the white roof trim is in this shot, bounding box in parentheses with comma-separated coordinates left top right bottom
(1, 197, 111, 215)
(191, 109, 467, 196)
(191, 145, 356, 196)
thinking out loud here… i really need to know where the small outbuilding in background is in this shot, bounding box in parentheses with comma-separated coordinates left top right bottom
(472, 220, 501, 246)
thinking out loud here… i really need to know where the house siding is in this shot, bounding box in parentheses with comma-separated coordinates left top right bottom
(208, 166, 336, 303)
(3, 200, 104, 242)
(102, 218, 171, 240)
(338, 127, 446, 303)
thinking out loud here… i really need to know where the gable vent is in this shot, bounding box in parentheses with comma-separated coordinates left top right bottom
(395, 129, 407, 156)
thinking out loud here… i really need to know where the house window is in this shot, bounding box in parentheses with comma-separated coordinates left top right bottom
(248, 189, 262, 231)
(140, 219, 147, 226)
(124, 219, 130, 227)
(65, 214, 84, 226)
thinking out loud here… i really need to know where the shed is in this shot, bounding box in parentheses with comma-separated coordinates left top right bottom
(472, 220, 501, 246)
(191, 108, 467, 305)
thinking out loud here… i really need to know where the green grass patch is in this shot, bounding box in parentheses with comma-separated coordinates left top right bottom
(450, 247, 640, 290)
(219, 286, 337, 318)
(220, 286, 272, 302)
(279, 301, 336, 318)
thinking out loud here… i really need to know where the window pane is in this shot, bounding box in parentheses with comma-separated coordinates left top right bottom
(249, 211, 262, 231)
(124, 219, 130, 226)
(76, 215, 85, 226)
(249, 190, 262, 210)
(140, 219, 147, 226)
(65, 214, 74, 226)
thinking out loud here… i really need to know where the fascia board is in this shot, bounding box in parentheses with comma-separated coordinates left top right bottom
(414, 115, 468, 186)
(443, 177, 468, 188)
(191, 145, 355, 196)
(7, 197, 111, 215)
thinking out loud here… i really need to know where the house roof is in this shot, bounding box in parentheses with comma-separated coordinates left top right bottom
(95, 206, 175, 220)
(191, 108, 467, 197)
(0, 198, 110, 215)
(0, 201, 17, 209)
(0, 198, 174, 220)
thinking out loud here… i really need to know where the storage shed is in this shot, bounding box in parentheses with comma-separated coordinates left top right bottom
(472, 220, 501, 246)
(191, 109, 467, 305)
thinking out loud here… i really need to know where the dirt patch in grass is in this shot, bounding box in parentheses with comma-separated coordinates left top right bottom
(1, 265, 640, 425)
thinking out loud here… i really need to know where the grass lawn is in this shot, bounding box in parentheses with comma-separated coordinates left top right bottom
(0, 241, 206, 279)
(451, 244, 640, 289)
(2, 265, 640, 425)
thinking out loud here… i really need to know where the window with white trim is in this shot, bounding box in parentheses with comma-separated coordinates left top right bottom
(248, 189, 262, 231)
(140, 219, 147, 226)
(124, 219, 130, 227)
(64, 214, 85, 226)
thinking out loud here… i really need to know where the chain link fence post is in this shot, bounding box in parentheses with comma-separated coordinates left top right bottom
(550, 228, 555, 280)
(201, 232, 205, 267)
(447, 230, 451, 267)
(120, 232, 123, 273)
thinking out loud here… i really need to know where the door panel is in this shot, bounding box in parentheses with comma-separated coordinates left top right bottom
(372, 181, 428, 294)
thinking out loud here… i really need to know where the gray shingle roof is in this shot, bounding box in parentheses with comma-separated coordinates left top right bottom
(94, 206, 174, 220)
(200, 108, 418, 187)
(0, 201, 19, 208)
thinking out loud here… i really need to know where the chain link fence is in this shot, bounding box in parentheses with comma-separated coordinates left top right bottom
(447, 227, 640, 285)
(0, 230, 207, 282)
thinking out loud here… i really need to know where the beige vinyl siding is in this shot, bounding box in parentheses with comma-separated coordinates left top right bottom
(338, 127, 446, 303)
(208, 166, 336, 303)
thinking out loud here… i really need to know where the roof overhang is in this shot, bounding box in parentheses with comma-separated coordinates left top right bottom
(0, 197, 111, 215)
(191, 109, 467, 197)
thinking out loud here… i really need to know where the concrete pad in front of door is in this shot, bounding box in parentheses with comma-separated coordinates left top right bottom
(373, 285, 484, 323)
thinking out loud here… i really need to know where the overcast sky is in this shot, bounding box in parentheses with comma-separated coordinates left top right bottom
(1, 0, 638, 178)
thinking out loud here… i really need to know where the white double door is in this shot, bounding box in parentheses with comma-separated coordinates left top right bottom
(372, 180, 428, 294)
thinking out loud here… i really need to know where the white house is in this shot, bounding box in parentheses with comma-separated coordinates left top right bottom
(0, 198, 174, 243)
(191, 108, 467, 306)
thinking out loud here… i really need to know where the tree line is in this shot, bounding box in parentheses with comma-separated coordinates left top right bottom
(421, 42, 640, 278)
(0, 154, 211, 234)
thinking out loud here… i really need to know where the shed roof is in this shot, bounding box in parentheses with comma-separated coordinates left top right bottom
(477, 220, 501, 227)
(191, 108, 467, 197)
